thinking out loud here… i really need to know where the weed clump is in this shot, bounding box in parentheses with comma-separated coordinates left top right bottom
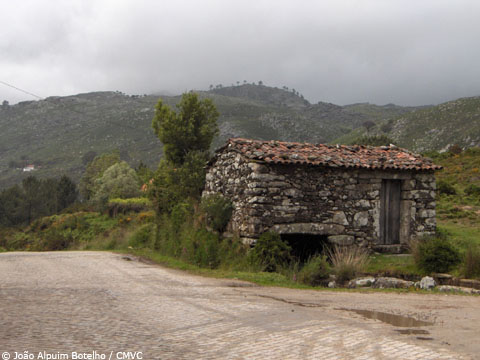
(297, 255, 331, 286)
(437, 180, 457, 195)
(328, 245, 369, 283)
(463, 245, 480, 279)
(464, 184, 480, 197)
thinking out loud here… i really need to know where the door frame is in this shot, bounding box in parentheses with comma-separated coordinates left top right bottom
(380, 179, 402, 245)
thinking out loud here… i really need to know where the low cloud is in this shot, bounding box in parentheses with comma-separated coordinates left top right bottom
(1, 0, 480, 106)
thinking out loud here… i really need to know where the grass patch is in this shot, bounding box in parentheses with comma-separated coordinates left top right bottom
(365, 254, 421, 277)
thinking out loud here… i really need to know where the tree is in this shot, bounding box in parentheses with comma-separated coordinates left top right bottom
(151, 92, 219, 166)
(22, 176, 45, 224)
(0, 185, 26, 226)
(150, 92, 219, 214)
(57, 175, 78, 211)
(93, 161, 141, 204)
(136, 161, 154, 183)
(2, 100, 9, 108)
(41, 178, 60, 215)
(79, 152, 120, 200)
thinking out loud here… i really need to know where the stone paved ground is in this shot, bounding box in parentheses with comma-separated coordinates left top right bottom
(0, 252, 476, 359)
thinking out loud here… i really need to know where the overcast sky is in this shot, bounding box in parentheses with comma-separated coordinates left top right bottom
(1, 0, 480, 106)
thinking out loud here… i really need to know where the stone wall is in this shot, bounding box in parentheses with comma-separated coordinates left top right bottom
(203, 150, 437, 250)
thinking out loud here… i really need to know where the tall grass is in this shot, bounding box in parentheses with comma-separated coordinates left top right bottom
(463, 245, 480, 279)
(327, 245, 370, 283)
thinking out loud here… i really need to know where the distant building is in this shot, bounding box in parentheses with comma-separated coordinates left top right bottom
(23, 164, 35, 172)
(204, 138, 442, 253)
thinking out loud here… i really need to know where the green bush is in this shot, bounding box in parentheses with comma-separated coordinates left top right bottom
(170, 201, 194, 232)
(107, 197, 152, 217)
(191, 229, 221, 269)
(128, 223, 156, 248)
(218, 237, 249, 270)
(414, 236, 461, 273)
(34, 229, 75, 251)
(437, 180, 457, 195)
(464, 184, 480, 197)
(248, 232, 292, 272)
(5, 232, 32, 250)
(297, 255, 331, 286)
(201, 194, 233, 232)
(463, 245, 480, 279)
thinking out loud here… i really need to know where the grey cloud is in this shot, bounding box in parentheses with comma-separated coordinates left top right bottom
(1, 0, 480, 106)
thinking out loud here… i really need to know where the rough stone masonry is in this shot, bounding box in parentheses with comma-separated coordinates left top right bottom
(204, 138, 441, 252)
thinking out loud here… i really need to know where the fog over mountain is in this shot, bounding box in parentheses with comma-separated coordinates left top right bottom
(1, 0, 480, 106)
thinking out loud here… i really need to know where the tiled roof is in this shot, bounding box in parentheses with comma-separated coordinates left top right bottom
(217, 138, 441, 171)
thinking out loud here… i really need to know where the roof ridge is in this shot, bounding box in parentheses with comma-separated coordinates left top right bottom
(221, 138, 441, 171)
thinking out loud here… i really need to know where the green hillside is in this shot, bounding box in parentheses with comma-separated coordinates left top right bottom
(0, 84, 419, 189)
(390, 97, 480, 152)
(337, 97, 480, 152)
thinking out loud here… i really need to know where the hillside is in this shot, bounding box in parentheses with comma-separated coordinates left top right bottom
(0, 85, 416, 189)
(389, 97, 480, 152)
(337, 97, 480, 152)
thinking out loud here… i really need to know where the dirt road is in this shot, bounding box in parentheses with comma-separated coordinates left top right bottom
(0, 252, 478, 359)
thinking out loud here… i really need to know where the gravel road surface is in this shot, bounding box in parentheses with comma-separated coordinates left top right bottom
(0, 251, 478, 359)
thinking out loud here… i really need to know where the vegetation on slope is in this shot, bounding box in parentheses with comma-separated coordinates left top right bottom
(0, 84, 417, 189)
(338, 97, 480, 152)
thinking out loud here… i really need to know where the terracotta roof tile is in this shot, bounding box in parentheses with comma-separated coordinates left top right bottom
(216, 138, 441, 171)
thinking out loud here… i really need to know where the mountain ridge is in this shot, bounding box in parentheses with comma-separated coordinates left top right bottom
(0, 84, 460, 189)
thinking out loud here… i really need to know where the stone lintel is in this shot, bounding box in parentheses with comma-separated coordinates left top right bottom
(270, 223, 344, 235)
(328, 235, 354, 246)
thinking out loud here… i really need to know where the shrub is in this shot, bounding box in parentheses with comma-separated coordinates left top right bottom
(107, 197, 152, 217)
(463, 245, 480, 279)
(352, 135, 395, 147)
(437, 180, 456, 195)
(5, 232, 32, 250)
(34, 229, 75, 251)
(193, 229, 221, 269)
(180, 228, 221, 269)
(218, 237, 249, 270)
(248, 232, 292, 272)
(448, 144, 463, 155)
(328, 245, 369, 283)
(413, 235, 460, 273)
(128, 223, 156, 248)
(297, 255, 331, 286)
(170, 201, 194, 232)
(201, 194, 233, 232)
(464, 184, 480, 197)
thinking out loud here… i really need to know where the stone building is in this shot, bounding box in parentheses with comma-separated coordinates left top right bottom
(204, 138, 441, 253)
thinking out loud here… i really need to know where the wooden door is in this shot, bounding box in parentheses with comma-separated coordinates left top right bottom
(380, 180, 401, 244)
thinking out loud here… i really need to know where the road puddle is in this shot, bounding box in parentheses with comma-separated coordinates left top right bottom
(338, 308, 433, 327)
